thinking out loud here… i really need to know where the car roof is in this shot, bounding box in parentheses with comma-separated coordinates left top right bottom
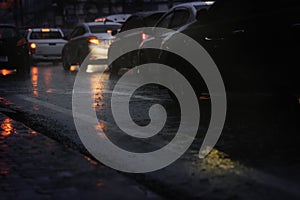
(131, 11, 166, 18)
(83, 22, 122, 27)
(105, 14, 132, 22)
(30, 28, 62, 32)
(172, 1, 214, 9)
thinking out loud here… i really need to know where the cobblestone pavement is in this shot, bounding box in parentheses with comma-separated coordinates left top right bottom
(0, 113, 163, 200)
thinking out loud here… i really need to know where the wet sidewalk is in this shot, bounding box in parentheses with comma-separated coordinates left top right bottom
(0, 113, 163, 200)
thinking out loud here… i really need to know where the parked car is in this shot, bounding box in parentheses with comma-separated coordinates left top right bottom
(0, 24, 30, 75)
(62, 22, 122, 71)
(137, 1, 213, 65)
(26, 28, 67, 61)
(159, 0, 300, 100)
(108, 11, 165, 76)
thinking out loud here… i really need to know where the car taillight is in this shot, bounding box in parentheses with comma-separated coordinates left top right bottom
(30, 43, 37, 49)
(16, 38, 27, 47)
(142, 33, 149, 41)
(88, 37, 100, 45)
(95, 18, 106, 22)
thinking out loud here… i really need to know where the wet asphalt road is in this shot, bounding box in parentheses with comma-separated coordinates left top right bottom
(0, 113, 163, 200)
(0, 62, 299, 199)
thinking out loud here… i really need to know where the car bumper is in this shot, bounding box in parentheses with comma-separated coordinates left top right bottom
(32, 54, 62, 60)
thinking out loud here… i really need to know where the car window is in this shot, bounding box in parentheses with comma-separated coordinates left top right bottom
(169, 9, 190, 29)
(70, 26, 86, 38)
(144, 13, 165, 27)
(89, 25, 121, 33)
(0, 27, 18, 39)
(30, 31, 63, 39)
(120, 13, 164, 32)
(156, 12, 174, 28)
(120, 16, 144, 32)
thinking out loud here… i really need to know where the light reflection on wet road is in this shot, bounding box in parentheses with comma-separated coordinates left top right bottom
(0, 113, 163, 199)
(0, 62, 299, 199)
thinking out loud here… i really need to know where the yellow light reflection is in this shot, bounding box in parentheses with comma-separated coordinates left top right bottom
(1, 118, 13, 137)
(43, 68, 52, 87)
(31, 67, 39, 97)
(95, 122, 108, 139)
(196, 149, 236, 175)
(90, 74, 104, 112)
(95, 122, 107, 131)
(84, 156, 98, 165)
(0, 69, 14, 76)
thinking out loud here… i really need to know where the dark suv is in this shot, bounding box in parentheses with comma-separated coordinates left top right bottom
(160, 0, 300, 99)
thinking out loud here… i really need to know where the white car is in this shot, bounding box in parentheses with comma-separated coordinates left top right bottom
(26, 28, 67, 60)
(62, 22, 122, 71)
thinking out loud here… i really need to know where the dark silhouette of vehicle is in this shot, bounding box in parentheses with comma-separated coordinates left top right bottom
(0, 24, 30, 75)
(137, 1, 213, 67)
(157, 0, 300, 102)
(108, 11, 165, 77)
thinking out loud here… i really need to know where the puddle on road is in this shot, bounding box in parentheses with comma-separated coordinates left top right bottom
(1, 118, 14, 137)
(191, 149, 238, 176)
(31, 66, 39, 97)
(0, 117, 38, 137)
(0, 116, 38, 176)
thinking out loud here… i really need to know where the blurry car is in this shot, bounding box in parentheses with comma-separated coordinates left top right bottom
(0, 24, 30, 75)
(108, 11, 165, 76)
(62, 22, 122, 71)
(137, 1, 213, 65)
(26, 28, 67, 61)
(159, 0, 300, 99)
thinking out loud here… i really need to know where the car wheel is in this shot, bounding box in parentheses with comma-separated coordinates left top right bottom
(63, 60, 70, 71)
(62, 54, 70, 71)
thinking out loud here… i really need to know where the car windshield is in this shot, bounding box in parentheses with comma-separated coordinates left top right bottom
(0, 27, 18, 39)
(120, 17, 143, 32)
(30, 31, 63, 39)
(89, 25, 121, 33)
(144, 13, 165, 27)
(120, 13, 164, 32)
